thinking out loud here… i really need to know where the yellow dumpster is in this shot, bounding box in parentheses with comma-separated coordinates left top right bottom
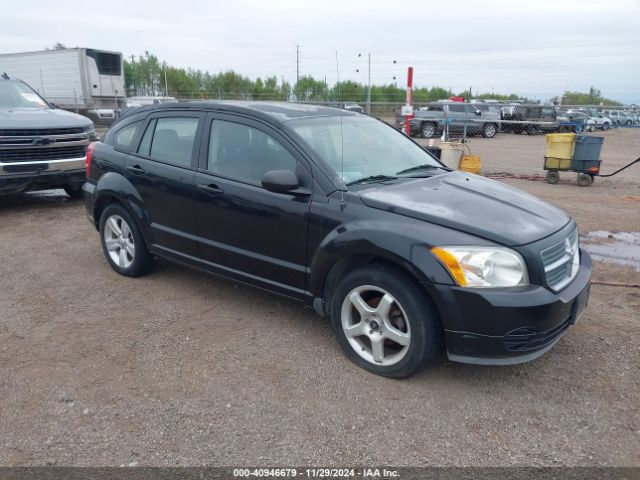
(544, 157, 572, 170)
(545, 133, 576, 159)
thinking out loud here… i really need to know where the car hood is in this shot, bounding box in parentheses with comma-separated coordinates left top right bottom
(0, 108, 93, 129)
(359, 172, 570, 246)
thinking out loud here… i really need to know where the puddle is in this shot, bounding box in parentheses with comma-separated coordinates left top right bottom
(580, 231, 640, 271)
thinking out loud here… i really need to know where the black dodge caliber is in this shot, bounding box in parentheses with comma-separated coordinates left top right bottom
(83, 101, 591, 378)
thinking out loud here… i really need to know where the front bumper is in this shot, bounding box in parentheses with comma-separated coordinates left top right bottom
(432, 249, 592, 365)
(0, 157, 86, 194)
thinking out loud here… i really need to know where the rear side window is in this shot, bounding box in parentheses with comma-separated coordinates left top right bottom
(147, 117, 199, 167)
(207, 120, 297, 185)
(113, 121, 143, 150)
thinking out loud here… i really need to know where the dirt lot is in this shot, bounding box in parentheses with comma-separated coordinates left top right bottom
(1, 129, 639, 467)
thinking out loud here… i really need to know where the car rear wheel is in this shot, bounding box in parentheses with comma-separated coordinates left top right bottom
(602, 122, 610, 131)
(330, 264, 441, 378)
(421, 122, 436, 139)
(482, 123, 497, 138)
(99, 204, 153, 277)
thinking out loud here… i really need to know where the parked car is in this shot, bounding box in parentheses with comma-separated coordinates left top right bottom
(575, 110, 612, 130)
(0, 76, 97, 196)
(340, 102, 364, 113)
(601, 109, 633, 126)
(556, 111, 596, 132)
(84, 101, 591, 378)
(501, 105, 557, 134)
(400, 102, 500, 138)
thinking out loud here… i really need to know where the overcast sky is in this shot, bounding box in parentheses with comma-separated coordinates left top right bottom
(2, 0, 639, 103)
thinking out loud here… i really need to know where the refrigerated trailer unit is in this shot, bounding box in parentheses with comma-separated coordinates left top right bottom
(0, 48, 125, 123)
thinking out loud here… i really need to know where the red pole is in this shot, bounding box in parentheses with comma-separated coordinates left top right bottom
(404, 66, 414, 136)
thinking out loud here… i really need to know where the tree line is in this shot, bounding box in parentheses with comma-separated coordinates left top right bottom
(123, 51, 621, 105)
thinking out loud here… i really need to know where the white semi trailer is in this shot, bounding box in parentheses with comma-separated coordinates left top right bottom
(0, 48, 125, 123)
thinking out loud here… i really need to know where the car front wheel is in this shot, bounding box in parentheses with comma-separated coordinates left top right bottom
(482, 123, 497, 138)
(64, 184, 83, 199)
(330, 264, 442, 378)
(99, 204, 153, 277)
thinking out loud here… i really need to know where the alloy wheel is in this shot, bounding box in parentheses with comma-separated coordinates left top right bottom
(103, 214, 136, 269)
(341, 285, 411, 366)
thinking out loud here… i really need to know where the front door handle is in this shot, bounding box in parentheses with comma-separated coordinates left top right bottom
(126, 165, 146, 175)
(198, 183, 224, 195)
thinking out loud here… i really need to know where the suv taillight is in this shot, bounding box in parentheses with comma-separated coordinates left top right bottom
(85, 142, 96, 178)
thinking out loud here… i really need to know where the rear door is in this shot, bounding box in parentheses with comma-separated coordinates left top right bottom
(192, 113, 312, 297)
(124, 110, 204, 257)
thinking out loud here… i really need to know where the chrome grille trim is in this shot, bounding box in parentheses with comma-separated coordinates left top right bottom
(541, 229, 579, 292)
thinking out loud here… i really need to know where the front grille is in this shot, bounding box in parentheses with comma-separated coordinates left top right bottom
(0, 146, 86, 162)
(541, 229, 580, 291)
(0, 127, 87, 136)
(502, 317, 572, 352)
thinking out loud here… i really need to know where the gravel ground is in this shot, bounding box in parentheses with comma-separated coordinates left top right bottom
(0, 130, 639, 467)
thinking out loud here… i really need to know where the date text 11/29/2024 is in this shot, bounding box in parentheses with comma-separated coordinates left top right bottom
(233, 468, 400, 478)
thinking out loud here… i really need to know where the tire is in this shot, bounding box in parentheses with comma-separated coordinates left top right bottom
(329, 264, 442, 378)
(99, 204, 153, 277)
(482, 123, 497, 138)
(577, 173, 592, 187)
(602, 122, 610, 131)
(421, 122, 436, 139)
(63, 184, 84, 199)
(626, 120, 632, 126)
(546, 171, 560, 185)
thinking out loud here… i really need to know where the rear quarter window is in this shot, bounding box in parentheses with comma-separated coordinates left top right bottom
(113, 120, 143, 151)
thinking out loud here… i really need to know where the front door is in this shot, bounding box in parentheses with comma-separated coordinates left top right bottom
(193, 114, 312, 298)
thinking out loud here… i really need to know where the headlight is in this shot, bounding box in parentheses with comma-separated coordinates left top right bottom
(432, 246, 528, 288)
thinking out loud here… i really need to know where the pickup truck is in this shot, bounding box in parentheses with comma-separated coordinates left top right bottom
(397, 102, 501, 139)
(0, 76, 97, 197)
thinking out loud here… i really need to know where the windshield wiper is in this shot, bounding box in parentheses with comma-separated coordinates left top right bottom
(345, 175, 398, 186)
(395, 164, 447, 176)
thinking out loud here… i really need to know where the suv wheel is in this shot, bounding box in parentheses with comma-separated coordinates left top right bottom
(482, 123, 497, 138)
(99, 204, 153, 277)
(602, 122, 610, 131)
(63, 184, 83, 199)
(421, 122, 436, 139)
(330, 265, 441, 378)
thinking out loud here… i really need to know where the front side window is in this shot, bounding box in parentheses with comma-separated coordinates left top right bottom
(207, 120, 297, 185)
(147, 117, 198, 167)
(290, 116, 442, 185)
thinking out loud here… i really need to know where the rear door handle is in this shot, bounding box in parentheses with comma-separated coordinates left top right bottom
(126, 165, 146, 175)
(198, 183, 224, 195)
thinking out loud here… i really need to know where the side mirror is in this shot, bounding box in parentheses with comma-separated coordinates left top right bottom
(262, 170, 309, 195)
(475, 109, 482, 116)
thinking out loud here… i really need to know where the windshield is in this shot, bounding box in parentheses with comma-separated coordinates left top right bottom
(0, 81, 49, 109)
(288, 115, 442, 184)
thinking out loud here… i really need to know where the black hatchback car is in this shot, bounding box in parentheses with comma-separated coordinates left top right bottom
(83, 101, 591, 378)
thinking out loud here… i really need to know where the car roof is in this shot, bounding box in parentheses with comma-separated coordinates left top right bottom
(119, 100, 355, 126)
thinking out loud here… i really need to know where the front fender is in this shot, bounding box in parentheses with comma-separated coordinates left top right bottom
(308, 219, 455, 298)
